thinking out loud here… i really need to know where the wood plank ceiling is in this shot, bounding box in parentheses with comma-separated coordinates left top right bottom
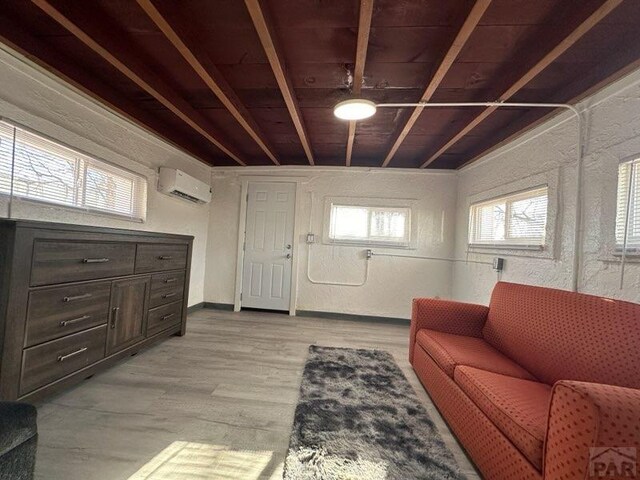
(0, 0, 639, 169)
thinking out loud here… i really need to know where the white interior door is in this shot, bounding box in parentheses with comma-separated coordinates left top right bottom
(242, 182, 296, 311)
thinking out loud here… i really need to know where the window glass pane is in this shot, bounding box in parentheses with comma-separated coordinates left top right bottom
(330, 205, 368, 239)
(83, 164, 134, 216)
(508, 193, 547, 239)
(370, 209, 406, 238)
(474, 203, 506, 242)
(13, 129, 80, 206)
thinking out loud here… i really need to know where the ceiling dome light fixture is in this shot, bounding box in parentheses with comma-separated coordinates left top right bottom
(333, 99, 377, 120)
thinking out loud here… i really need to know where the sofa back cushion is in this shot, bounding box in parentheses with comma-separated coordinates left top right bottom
(483, 282, 640, 388)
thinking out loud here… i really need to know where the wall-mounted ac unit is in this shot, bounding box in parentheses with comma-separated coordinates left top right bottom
(158, 168, 212, 204)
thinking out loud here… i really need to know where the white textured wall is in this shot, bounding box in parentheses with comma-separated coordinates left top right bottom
(452, 68, 640, 305)
(0, 45, 210, 306)
(204, 168, 458, 319)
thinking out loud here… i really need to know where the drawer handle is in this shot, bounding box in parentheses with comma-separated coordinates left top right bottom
(57, 347, 88, 362)
(63, 293, 92, 303)
(161, 313, 176, 321)
(158, 255, 173, 260)
(162, 293, 176, 299)
(60, 315, 91, 327)
(164, 278, 178, 284)
(111, 307, 120, 329)
(83, 258, 110, 264)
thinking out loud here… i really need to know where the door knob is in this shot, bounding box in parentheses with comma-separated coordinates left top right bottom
(286, 253, 292, 259)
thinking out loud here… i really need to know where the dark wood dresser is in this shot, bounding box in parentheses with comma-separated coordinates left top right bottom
(0, 220, 193, 402)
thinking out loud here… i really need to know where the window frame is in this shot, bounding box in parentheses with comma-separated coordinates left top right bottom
(614, 157, 640, 253)
(0, 119, 148, 222)
(322, 197, 416, 249)
(468, 185, 549, 249)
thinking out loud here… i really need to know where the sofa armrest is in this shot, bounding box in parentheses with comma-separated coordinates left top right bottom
(409, 298, 488, 363)
(544, 381, 640, 479)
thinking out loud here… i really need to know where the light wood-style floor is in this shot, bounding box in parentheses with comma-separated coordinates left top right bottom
(35, 308, 479, 480)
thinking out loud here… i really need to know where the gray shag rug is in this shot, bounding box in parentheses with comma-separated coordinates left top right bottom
(283, 345, 467, 480)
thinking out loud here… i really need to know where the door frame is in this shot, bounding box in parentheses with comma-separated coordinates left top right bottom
(234, 177, 305, 315)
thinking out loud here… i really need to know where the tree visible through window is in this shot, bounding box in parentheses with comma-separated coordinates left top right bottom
(0, 121, 147, 221)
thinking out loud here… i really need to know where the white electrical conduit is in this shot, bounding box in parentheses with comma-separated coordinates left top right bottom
(374, 101, 584, 292)
(370, 251, 493, 266)
(306, 243, 371, 286)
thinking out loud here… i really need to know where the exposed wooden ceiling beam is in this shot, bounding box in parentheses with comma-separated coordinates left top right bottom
(32, 0, 247, 166)
(346, 0, 375, 167)
(381, 0, 491, 168)
(420, 0, 623, 169)
(137, 0, 279, 166)
(244, 0, 315, 166)
(0, 18, 216, 166)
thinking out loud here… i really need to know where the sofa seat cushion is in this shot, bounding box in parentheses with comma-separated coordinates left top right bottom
(416, 329, 536, 380)
(455, 366, 551, 470)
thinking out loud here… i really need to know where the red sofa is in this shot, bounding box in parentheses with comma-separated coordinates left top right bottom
(410, 282, 640, 480)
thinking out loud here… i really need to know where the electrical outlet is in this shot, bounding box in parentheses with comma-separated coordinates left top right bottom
(366, 249, 373, 259)
(493, 257, 505, 272)
(306, 233, 315, 244)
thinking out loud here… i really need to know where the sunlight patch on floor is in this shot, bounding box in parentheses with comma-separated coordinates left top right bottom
(128, 441, 279, 480)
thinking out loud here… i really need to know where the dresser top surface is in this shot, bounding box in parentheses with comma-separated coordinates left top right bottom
(0, 218, 194, 241)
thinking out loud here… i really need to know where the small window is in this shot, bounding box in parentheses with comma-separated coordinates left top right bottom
(469, 186, 548, 248)
(328, 203, 411, 247)
(0, 121, 147, 221)
(615, 158, 640, 250)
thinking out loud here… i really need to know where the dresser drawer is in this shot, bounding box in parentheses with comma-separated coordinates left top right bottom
(147, 301, 182, 337)
(25, 281, 111, 347)
(31, 241, 136, 286)
(135, 244, 188, 273)
(149, 272, 186, 308)
(20, 325, 107, 396)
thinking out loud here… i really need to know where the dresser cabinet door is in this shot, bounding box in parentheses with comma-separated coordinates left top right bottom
(107, 277, 150, 355)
